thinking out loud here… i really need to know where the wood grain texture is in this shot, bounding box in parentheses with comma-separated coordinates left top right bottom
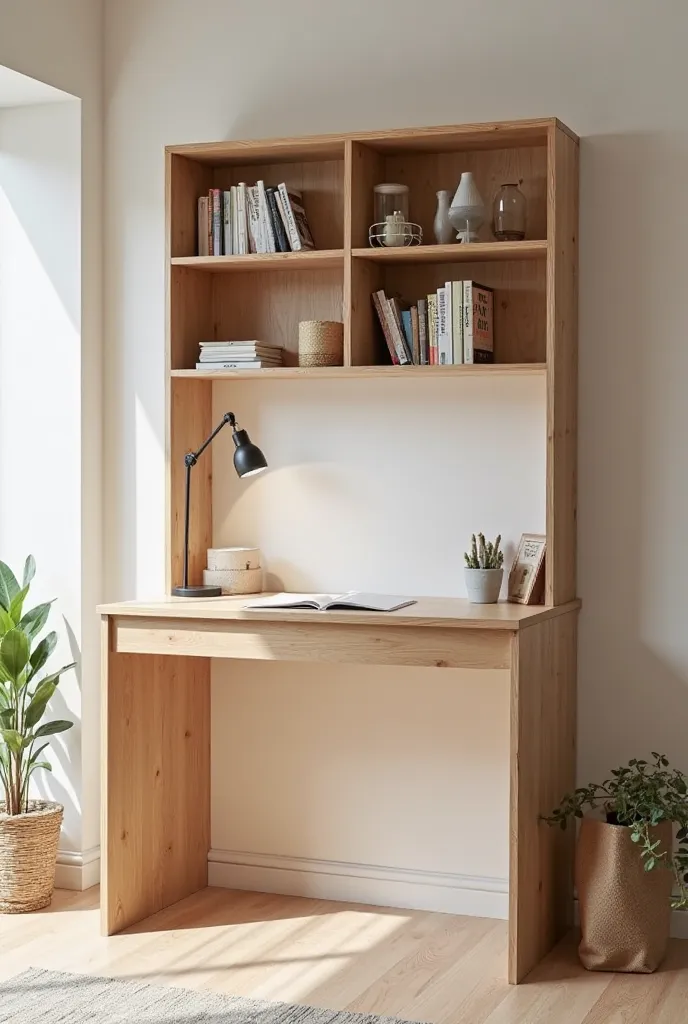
(111, 617, 512, 670)
(170, 363, 546, 380)
(545, 125, 579, 604)
(98, 595, 580, 629)
(168, 378, 212, 592)
(353, 240, 547, 264)
(101, 618, 210, 936)
(508, 610, 577, 982)
(5, 888, 688, 1021)
(167, 152, 213, 258)
(165, 119, 575, 165)
(171, 251, 344, 272)
(211, 267, 343, 366)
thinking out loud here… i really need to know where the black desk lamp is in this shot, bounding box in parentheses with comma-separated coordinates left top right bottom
(173, 411, 267, 597)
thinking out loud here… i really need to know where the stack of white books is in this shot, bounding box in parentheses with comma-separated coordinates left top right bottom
(196, 341, 284, 370)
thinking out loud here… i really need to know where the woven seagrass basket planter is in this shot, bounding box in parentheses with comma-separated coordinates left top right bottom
(0, 800, 63, 913)
(298, 320, 343, 367)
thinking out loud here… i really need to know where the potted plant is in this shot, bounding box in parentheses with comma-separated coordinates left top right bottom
(545, 753, 688, 973)
(0, 557, 74, 913)
(463, 533, 504, 603)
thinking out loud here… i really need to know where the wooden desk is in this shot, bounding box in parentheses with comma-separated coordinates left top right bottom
(99, 595, 579, 983)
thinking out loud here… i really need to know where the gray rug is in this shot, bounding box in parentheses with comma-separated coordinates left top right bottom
(0, 970, 421, 1024)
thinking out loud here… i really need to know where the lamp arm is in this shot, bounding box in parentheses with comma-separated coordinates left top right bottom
(188, 411, 236, 465)
(180, 411, 236, 589)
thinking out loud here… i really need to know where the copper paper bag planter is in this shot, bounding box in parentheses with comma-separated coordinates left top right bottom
(576, 818, 672, 973)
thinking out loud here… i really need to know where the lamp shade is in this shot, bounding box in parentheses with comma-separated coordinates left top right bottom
(232, 428, 267, 477)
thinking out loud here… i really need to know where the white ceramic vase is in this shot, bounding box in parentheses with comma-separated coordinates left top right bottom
(449, 172, 485, 243)
(464, 567, 503, 604)
(433, 190, 453, 244)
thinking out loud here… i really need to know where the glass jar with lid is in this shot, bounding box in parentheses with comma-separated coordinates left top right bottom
(374, 183, 409, 226)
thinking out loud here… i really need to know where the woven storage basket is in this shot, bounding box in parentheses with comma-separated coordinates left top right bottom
(0, 800, 63, 913)
(298, 321, 344, 367)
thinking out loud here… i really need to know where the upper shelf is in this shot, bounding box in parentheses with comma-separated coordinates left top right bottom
(171, 240, 547, 274)
(171, 250, 344, 272)
(353, 240, 547, 265)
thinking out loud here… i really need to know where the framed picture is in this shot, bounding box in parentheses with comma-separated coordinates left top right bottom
(508, 533, 546, 605)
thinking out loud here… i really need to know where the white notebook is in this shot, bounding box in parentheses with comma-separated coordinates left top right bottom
(243, 592, 416, 612)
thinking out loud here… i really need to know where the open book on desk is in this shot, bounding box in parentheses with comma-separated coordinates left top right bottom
(243, 592, 416, 612)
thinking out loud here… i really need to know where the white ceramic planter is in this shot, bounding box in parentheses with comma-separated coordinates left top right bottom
(464, 567, 503, 604)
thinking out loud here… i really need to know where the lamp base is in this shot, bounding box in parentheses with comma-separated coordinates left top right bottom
(172, 584, 223, 598)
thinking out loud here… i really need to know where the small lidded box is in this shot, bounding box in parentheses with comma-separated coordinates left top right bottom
(203, 547, 262, 594)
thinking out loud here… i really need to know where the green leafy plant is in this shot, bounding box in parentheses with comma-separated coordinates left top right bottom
(544, 753, 688, 908)
(464, 533, 504, 570)
(0, 557, 74, 815)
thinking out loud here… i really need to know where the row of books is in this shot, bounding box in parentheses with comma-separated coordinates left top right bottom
(196, 341, 283, 371)
(372, 282, 494, 365)
(197, 183, 314, 256)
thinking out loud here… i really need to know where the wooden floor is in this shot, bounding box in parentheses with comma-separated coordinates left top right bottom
(1, 887, 688, 1022)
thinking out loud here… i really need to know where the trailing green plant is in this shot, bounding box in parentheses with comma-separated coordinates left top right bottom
(464, 533, 504, 570)
(0, 557, 74, 815)
(544, 753, 688, 908)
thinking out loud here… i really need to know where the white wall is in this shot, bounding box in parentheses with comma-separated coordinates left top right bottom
(0, 100, 82, 849)
(0, 0, 102, 884)
(103, 0, 688, 909)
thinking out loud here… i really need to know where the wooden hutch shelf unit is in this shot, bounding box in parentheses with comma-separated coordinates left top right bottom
(98, 118, 579, 987)
(166, 116, 578, 605)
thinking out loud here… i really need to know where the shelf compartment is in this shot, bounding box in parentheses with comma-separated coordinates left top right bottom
(353, 240, 546, 265)
(171, 363, 546, 381)
(172, 250, 344, 273)
(349, 140, 548, 249)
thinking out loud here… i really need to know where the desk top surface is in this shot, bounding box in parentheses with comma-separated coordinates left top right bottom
(98, 595, 580, 631)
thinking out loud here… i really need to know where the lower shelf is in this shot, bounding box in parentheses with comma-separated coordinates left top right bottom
(170, 363, 546, 381)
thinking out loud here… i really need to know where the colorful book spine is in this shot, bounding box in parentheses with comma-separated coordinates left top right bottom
(267, 188, 289, 252)
(437, 286, 450, 365)
(372, 291, 399, 364)
(198, 196, 209, 256)
(451, 280, 464, 364)
(427, 293, 438, 365)
(277, 183, 302, 251)
(246, 186, 262, 252)
(418, 299, 428, 365)
(411, 305, 420, 365)
(401, 309, 413, 360)
(389, 298, 413, 363)
(257, 180, 276, 253)
(463, 282, 495, 363)
(211, 189, 222, 256)
(237, 183, 248, 254)
(223, 191, 232, 255)
(230, 186, 238, 255)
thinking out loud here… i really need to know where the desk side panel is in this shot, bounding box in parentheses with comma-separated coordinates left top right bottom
(101, 617, 211, 935)
(508, 610, 577, 982)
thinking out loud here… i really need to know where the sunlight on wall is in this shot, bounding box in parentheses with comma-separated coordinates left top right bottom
(0, 100, 82, 849)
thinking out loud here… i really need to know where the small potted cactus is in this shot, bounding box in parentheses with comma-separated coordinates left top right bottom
(464, 533, 504, 603)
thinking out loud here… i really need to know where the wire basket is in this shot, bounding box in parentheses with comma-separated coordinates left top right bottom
(368, 221, 423, 247)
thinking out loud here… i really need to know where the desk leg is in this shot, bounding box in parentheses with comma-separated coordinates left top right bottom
(101, 618, 210, 935)
(508, 611, 577, 982)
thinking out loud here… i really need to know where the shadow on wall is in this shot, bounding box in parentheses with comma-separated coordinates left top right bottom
(577, 131, 688, 782)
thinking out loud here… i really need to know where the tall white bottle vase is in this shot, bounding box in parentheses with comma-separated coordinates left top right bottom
(433, 190, 453, 244)
(449, 172, 485, 243)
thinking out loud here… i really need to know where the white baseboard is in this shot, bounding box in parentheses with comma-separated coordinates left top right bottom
(208, 849, 508, 919)
(54, 845, 100, 891)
